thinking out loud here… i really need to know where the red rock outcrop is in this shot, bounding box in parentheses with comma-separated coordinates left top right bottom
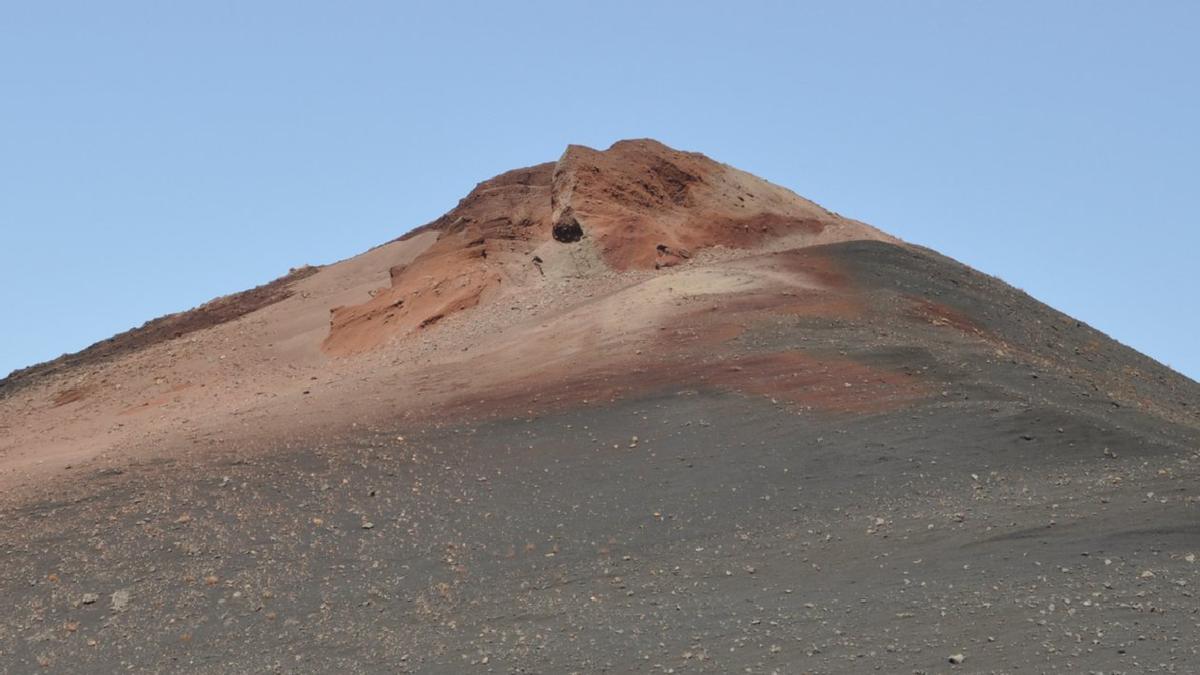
(321, 139, 891, 354)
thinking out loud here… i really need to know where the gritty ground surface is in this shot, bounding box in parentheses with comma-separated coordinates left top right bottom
(3, 140, 1200, 673)
(3, 388, 1199, 674)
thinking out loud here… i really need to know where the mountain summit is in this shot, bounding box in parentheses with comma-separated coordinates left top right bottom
(1, 140, 1198, 672)
(324, 139, 893, 354)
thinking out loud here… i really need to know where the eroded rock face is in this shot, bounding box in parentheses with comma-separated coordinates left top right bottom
(321, 163, 555, 355)
(320, 139, 895, 355)
(546, 139, 891, 270)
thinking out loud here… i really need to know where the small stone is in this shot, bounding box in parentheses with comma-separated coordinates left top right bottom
(362, 522, 375, 530)
(111, 589, 132, 613)
(81, 593, 99, 605)
(948, 653, 965, 665)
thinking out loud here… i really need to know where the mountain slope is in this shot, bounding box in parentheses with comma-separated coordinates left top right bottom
(1, 140, 1198, 673)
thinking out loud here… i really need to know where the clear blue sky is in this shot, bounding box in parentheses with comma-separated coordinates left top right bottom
(2, 2, 1197, 380)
